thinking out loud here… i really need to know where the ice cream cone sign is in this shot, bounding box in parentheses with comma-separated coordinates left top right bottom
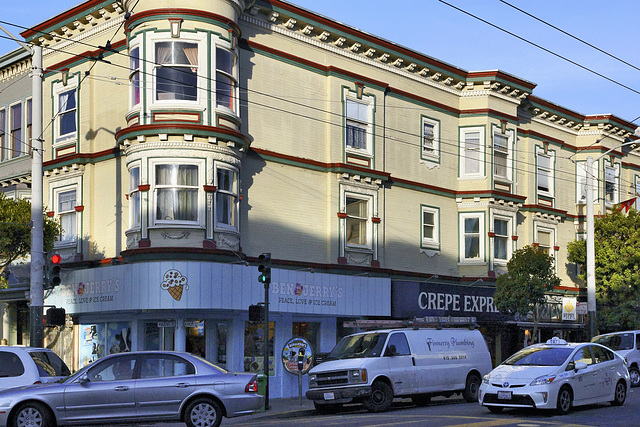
(161, 269, 189, 301)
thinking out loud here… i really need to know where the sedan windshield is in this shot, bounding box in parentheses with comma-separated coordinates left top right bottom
(327, 333, 388, 360)
(592, 333, 634, 351)
(503, 346, 573, 366)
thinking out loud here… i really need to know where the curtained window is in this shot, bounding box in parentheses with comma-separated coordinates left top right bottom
(129, 166, 141, 227)
(155, 164, 199, 222)
(155, 41, 198, 101)
(216, 48, 236, 110)
(57, 189, 77, 242)
(215, 168, 237, 228)
(58, 89, 77, 137)
(130, 47, 141, 106)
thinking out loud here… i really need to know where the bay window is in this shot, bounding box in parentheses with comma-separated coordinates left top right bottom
(215, 48, 236, 111)
(154, 164, 199, 223)
(130, 46, 140, 107)
(345, 195, 370, 247)
(459, 212, 485, 262)
(604, 164, 619, 205)
(155, 41, 198, 101)
(215, 167, 238, 229)
(493, 217, 509, 262)
(57, 189, 77, 243)
(129, 165, 141, 228)
(460, 127, 484, 178)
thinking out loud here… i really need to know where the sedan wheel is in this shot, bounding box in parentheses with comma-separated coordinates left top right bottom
(611, 380, 627, 406)
(629, 366, 640, 387)
(185, 398, 222, 427)
(13, 402, 53, 427)
(556, 386, 572, 415)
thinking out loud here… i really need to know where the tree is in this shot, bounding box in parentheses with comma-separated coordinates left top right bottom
(0, 194, 61, 288)
(567, 209, 640, 333)
(494, 245, 561, 342)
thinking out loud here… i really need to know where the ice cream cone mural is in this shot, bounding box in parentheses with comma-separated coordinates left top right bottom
(161, 269, 189, 301)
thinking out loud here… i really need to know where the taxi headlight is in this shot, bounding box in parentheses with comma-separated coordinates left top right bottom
(530, 375, 556, 386)
(482, 374, 490, 384)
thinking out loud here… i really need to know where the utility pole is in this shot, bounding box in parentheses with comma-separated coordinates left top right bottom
(585, 156, 596, 339)
(29, 45, 44, 347)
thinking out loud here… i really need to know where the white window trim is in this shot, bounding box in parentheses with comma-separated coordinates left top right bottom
(52, 75, 79, 145)
(343, 88, 374, 157)
(534, 222, 557, 272)
(491, 125, 514, 183)
(213, 164, 239, 232)
(148, 32, 207, 109)
(536, 147, 555, 198)
(459, 126, 485, 179)
(459, 212, 485, 264)
(50, 174, 82, 250)
(491, 212, 514, 266)
(576, 160, 599, 204)
(420, 205, 440, 250)
(603, 162, 620, 207)
(420, 116, 440, 163)
(213, 38, 239, 116)
(149, 158, 206, 228)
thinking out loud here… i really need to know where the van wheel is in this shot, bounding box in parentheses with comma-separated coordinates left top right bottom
(556, 386, 572, 415)
(313, 402, 342, 414)
(610, 380, 627, 406)
(411, 394, 431, 407)
(462, 374, 481, 402)
(364, 381, 393, 413)
(629, 366, 639, 387)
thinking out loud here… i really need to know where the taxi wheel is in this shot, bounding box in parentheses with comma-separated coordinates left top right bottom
(556, 386, 573, 415)
(629, 366, 640, 387)
(364, 381, 393, 413)
(611, 380, 627, 406)
(462, 374, 481, 402)
(12, 402, 54, 427)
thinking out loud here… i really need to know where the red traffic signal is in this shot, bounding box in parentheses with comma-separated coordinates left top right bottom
(51, 254, 62, 264)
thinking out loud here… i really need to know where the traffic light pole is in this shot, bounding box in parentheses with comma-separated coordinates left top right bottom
(263, 281, 270, 410)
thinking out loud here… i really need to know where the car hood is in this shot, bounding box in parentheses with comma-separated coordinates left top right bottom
(488, 365, 557, 383)
(309, 358, 368, 373)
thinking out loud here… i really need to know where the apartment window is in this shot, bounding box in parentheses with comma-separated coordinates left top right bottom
(215, 167, 238, 229)
(0, 109, 5, 161)
(345, 195, 370, 247)
(155, 41, 198, 101)
(59, 89, 77, 138)
(460, 213, 484, 262)
(215, 48, 236, 111)
(344, 92, 373, 155)
(57, 189, 77, 243)
(493, 218, 509, 262)
(130, 46, 140, 107)
(129, 165, 141, 228)
(460, 127, 484, 177)
(537, 229, 552, 256)
(537, 153, 552, 195)
(605, 165, 618, 204)
(10, 103, 22, 159)
(421, 205, 439, 248)
(154, 164, 199, 223)
(493, 133, 508, 179)
(421, 117, 440, 160)
(26, 99, 32, 149)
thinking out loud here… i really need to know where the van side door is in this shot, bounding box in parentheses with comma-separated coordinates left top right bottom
(384, 332, 417, 396)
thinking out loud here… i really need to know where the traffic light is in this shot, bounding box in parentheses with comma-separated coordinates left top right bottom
(45, 253, 62, 289)
(249, 304, 264, 322)
(257, 252, 271, 284)
(46, 307, 66, 326)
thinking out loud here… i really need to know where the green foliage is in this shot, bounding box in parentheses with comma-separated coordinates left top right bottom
(567, 209, 640, 333)
(495, 245, 561, 340)
(0, 194, 61, 288)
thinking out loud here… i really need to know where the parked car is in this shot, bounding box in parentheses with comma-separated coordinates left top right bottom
(0, 346, 70, 392)
(479, 338, 629, 415)
(591, 330, 640, 387)
(306, 327, 492, 413)
(0, 351, 263, 427)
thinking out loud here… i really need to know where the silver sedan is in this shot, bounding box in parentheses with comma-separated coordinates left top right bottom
(0, 351, 263, 427)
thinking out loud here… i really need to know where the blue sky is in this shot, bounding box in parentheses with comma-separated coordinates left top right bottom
(2, 0, 639, 126)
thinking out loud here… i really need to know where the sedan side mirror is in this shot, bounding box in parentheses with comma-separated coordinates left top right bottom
(574, 361, 588, 372)
(78, 373, 90, 384)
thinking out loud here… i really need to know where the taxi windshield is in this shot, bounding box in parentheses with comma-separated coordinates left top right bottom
(503, 346, 573, 366)
(327, 333, 388, 360)
(592, 333, 634, 351)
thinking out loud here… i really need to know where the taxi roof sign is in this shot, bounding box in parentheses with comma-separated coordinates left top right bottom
(546, 337, 568, 345)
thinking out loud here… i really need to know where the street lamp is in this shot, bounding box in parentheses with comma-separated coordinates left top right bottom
(584, 139, 638, 338)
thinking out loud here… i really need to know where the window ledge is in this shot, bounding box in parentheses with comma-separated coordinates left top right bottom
(345, 147, 373, 158)
(54, 241, 77, 249)
(458, 260, 487, 266)
(419, 248, 440, 257)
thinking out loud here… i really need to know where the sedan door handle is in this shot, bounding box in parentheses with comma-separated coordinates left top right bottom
(114, 386, 130, 391)
(176, 383, 191, 388)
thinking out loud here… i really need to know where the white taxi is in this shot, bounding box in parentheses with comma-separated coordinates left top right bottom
(479, 338, 629, 415)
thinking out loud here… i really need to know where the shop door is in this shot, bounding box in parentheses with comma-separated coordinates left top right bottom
(145, 321, 175, 351)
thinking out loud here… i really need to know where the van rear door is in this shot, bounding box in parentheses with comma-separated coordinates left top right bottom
(384, 332, 417, 396)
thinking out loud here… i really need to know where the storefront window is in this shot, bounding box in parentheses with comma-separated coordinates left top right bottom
(186, 320, 205, 358)
(244, 321, 274, 375)
(145, 321, 175, 351)
(80, 322, 131, 367)
(216, 322, 227, 369)
(292, 322, 320, 353)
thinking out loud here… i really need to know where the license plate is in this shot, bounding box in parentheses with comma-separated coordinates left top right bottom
(497, 390, 512, 400)
(324, 392, 335, 400)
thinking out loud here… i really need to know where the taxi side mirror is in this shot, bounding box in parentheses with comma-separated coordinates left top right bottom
(574, 361, 588, 372)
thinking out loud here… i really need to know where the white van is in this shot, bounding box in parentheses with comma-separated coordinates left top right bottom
(306, 328, 492, 413)
(591, 330, 640, 387)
